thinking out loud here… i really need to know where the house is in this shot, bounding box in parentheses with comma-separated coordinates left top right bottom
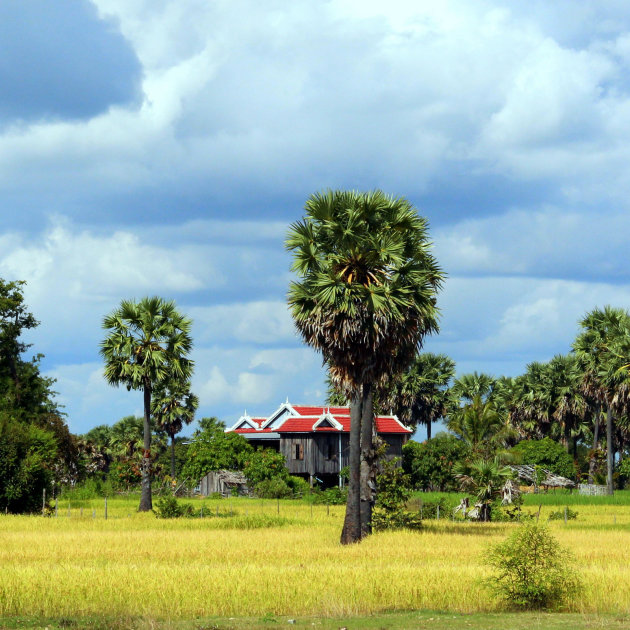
(227, 399, 412, 487)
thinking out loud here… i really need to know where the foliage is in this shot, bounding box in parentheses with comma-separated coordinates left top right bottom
(311, 486, 348, 505)
(372, 458, 422, 531)
(109, 458, 142, 492)
(287, 475, 311, 496)
(154, 495, 195, 518)
(100, 296, 194, 511)
(243, 448, 290, 486)
(547, 507, 578, 521)
(402, 433, 469, 491)
(0, 414, 58, 512)
(253, 478, 294, 499)
(413, 495, 462, 519)
(182, 422, 252, 483)
(286, 189, 444, 543)
(454, 457, 515, 521)
(447, 395, 514, 459)
(510, 438, 576, 479)
(486, 523, 580, 609)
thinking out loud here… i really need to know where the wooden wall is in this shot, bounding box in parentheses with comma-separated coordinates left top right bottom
(281, 433, 349, 476)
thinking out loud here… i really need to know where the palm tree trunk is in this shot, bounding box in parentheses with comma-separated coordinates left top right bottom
(359, 382, 374, 539)
(170, 434, 176, 480)
(606, 404, 614, 496)
(341, 390, 362, 544)
(139, 381, 153, 512)
(588, 404, 600, 484)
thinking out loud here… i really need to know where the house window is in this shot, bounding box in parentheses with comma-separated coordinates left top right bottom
(326, 443, 336, 461)
(294, 443, 304, 460)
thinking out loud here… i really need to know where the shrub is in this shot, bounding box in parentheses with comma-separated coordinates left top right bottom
(372, 458, 422, 531)
(254, 478, 293, 499)
(154, 495, 195, 518)
(548, 507, 578, 521)
(510, 438, 576, 479)
(403, 433, 469, 491)
(311, 486, 347, 505)
(243, 448, 290, 486)
(486, 523, 580, 609)
(286, 475, 310, 497)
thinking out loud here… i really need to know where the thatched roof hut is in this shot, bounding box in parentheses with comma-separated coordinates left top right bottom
(508, 464, 575, 489)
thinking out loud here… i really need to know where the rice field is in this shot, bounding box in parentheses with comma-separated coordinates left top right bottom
(2, 495, 630, 624)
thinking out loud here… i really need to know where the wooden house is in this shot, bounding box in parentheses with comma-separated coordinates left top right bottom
(227, 400, 412, 487)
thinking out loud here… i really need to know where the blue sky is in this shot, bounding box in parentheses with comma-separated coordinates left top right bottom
(3, 0, 630, 436)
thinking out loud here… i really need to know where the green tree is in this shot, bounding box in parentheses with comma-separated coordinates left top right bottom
(510, 437, 575, 479)
(100, 297, 194, 511)
(152, 380, 198, 479)
(385, 353, 455, 438)
(573, 306, 630, 494)
(454, 457, 514, 522)
(182, 418, 251, 484)
(402, 433, 469, 491)
(242, 448, 290, 486)
(447, 395, 514, 459)
(286, 189, 443, 544)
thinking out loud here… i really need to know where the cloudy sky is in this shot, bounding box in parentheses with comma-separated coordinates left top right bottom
(3, 0, 630, 436)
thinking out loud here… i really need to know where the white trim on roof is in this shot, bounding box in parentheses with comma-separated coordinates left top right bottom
(312, 412, 343, 431)
(261, 399, 300, 429)
(229, 414, 261, 432)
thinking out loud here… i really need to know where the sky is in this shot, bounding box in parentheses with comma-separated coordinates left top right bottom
(3, 0, 630, 437)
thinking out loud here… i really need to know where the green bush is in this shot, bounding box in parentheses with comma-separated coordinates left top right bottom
(486, 523, 580, 609)
(415, 495, 461, 519)
(243, 448, 290, 486)
(154, 495, 195, 518)
(373, 458, 422, 531)
(254, 478, 293, 499)
(311, 486, 347, 505)
(548, 506, 578, 521)
(286, 475, 310, 497)
(403, 433, 469, 491)
(510, 438, 576, 480)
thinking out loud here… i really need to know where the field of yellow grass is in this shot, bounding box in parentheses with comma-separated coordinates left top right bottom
(1, 497, 630, 621)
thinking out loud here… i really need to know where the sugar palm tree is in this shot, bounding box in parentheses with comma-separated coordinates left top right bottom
(449, 372, 496, 405)
(385, 353, 455, 438)
(101, 297, 193, 511)
(447, 395, 514, 459)
(286, 190, 444, 544)
(574, 306, 630, 494)
(152, 380, 198, 480)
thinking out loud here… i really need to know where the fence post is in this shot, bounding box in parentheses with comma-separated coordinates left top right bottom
(42, 488, 46, 515)
(104, 497, 108, 520)
(564, 507, 567, 524)
(200, 506, 203, 519)
(277, 498, 279, 515)
(536, 504, 542, 522)
(55, 499, 58, 518)
(437, 505, 440, 521)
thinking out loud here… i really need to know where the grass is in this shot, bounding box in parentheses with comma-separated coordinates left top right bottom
(3, 494, 630, 626)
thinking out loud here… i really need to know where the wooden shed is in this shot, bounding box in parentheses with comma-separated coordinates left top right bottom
(198, 470, 249, 497)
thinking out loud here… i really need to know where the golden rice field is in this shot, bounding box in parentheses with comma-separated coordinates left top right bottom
(2, 497, 630, 621)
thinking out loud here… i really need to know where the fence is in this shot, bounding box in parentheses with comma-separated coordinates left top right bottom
(578, 483, 608, 496)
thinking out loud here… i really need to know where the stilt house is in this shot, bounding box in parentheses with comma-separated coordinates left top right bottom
(227, 400, 412, 486)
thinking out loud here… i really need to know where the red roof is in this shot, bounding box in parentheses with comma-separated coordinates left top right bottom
(230, 404, 410, 435)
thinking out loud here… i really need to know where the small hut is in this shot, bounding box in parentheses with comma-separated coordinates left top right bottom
(198, 470, 250, 497)
(508, 465, 575, 491)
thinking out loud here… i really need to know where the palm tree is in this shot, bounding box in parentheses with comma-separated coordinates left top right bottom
(454, 457, 514, 522)
(286, 190, 444, 544)
(100, 297, 193, 511)
(447, 395, 514, 459)
(385, 353, 455, 439)
(574, 306, 630, 494)
(449, 372, 496, 405)
(152, 381, 198, 480)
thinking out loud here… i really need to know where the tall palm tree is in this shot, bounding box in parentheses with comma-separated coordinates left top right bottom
(447, 395, 514, 459)
(386, 353, 455, 439)
(286, 190, 444, 544)
(449, 372, 496, 405)
(574, 306, 630, 495)
(101, 297, 193, 511)
(152, 380, 198, 480)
